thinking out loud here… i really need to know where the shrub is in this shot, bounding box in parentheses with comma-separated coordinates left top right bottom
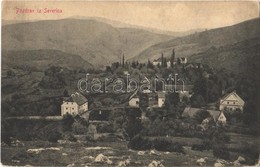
(97, 123, 114, 133)
(153, 138, 170, 151)
(213, 145, 230, 160)
(62, 114, 74, 132)
(47, 131, 61, 143)
(72, 122, 88, 135)
(153, 139, 184, 153)
(68, 136, 77, 142)
(128, 135, 151, 150)
(192, 140, 211, 151)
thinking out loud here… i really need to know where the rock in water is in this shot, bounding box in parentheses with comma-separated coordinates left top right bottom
(117, 159, 131, 167)
(94, 153, 112, 165)
(233, 156, 246, 166)
(148, 160, 165, 167)
(196, 157, 208, 166)
(214, 162, 225, 167)
(137, 151, 145, 155)
(149, 149, 161, 156)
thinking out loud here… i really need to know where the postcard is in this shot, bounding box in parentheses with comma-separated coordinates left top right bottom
(1, 1, 260, 166)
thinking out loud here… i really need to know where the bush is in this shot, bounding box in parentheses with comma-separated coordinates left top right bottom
(68, 135, 77, 142)
(194, 109, 211, 123)
(72, 122, 88, 135)
(167, 142, 185, 153)
(47, 131, 61, 143)
(97, 123, 114, 133)
(62, 114, 74, 132)
(128, 135, 151, 150)
(213, 145, 230, 160)
(153, 139, 184, 153)
(192, 142, 211, 151)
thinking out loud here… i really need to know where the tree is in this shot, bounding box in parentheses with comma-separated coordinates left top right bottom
(139, 93, 149, 111)
(191, 94, 206, 108)
(147, 59, 154, 69)
(126, 115, 143, 139)
(194, 109, 211, 123)
(63, 89, 69, 97)
(62, 114, 75, 132)
(171, 49, 175, 67)
(122, 54, 125, 67)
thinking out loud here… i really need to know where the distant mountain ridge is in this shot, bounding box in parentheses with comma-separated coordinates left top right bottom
(130, 18, 260, 74)
(2, 49, 93, 71)
(2, 18, 174, 67)
(69, 16, 204, 36)
(2, 17, 259, 73)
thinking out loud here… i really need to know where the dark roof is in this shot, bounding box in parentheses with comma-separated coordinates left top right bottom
(64, 92, 88, 106)
(182, 107, 221, 122)
(178, 57, 187, 61)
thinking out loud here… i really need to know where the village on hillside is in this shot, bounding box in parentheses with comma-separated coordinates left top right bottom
(2, 48, 259, 167)
(61, 49, 245, 128)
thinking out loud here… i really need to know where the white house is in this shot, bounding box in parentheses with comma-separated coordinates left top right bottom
(157, 92, 166, 107)
(152, 58, 175, 68)
(178, 57, 188, 64)
(219, 91, 245, 112)
(217, 112, 227, 126)
(61, 92, 88, 116)
(152, 58, 162, 66)
(129, 91, 139, 107)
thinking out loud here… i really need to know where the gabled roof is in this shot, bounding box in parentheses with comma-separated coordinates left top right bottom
(220, 91, 245, 106)
(182, 107, 221, 122)
(178, 57, 187, 61)
(153, 57, 162, 62)
(63, 92, 88, 106)
(217, 112, 226, 121)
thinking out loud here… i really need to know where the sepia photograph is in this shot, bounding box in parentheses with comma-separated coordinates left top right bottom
(1, 1, 260, 166)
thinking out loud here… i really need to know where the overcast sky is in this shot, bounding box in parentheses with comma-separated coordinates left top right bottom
(2, 1, 259, 32)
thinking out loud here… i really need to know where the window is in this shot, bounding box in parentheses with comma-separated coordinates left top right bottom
(136, 101, 139, 105)
(72, 108, 74, 110)
(233, 102, 235, 104)
(227, 102, 229, 104)
(66, 107, 68, 110)
(67, 102, 68, 104)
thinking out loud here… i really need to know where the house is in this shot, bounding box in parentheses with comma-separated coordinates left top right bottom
(219, 91, 245, 112)
(152, 54, 176, 68)
(177, 57, 187, 64)
(61, 92, 88, 116)
(152, 58, 162, 66)
(182, 107, 226, 125)
(129, 91, 139, 107)
(129, 91, 165, 108)
(158, 92, 166, 107)
(179, 91, 191, 102)
(147, 93, 158, 108)
(217, 112, 227, 126)
(184, 63, 203, 69)
(147, 92, 166, 108)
